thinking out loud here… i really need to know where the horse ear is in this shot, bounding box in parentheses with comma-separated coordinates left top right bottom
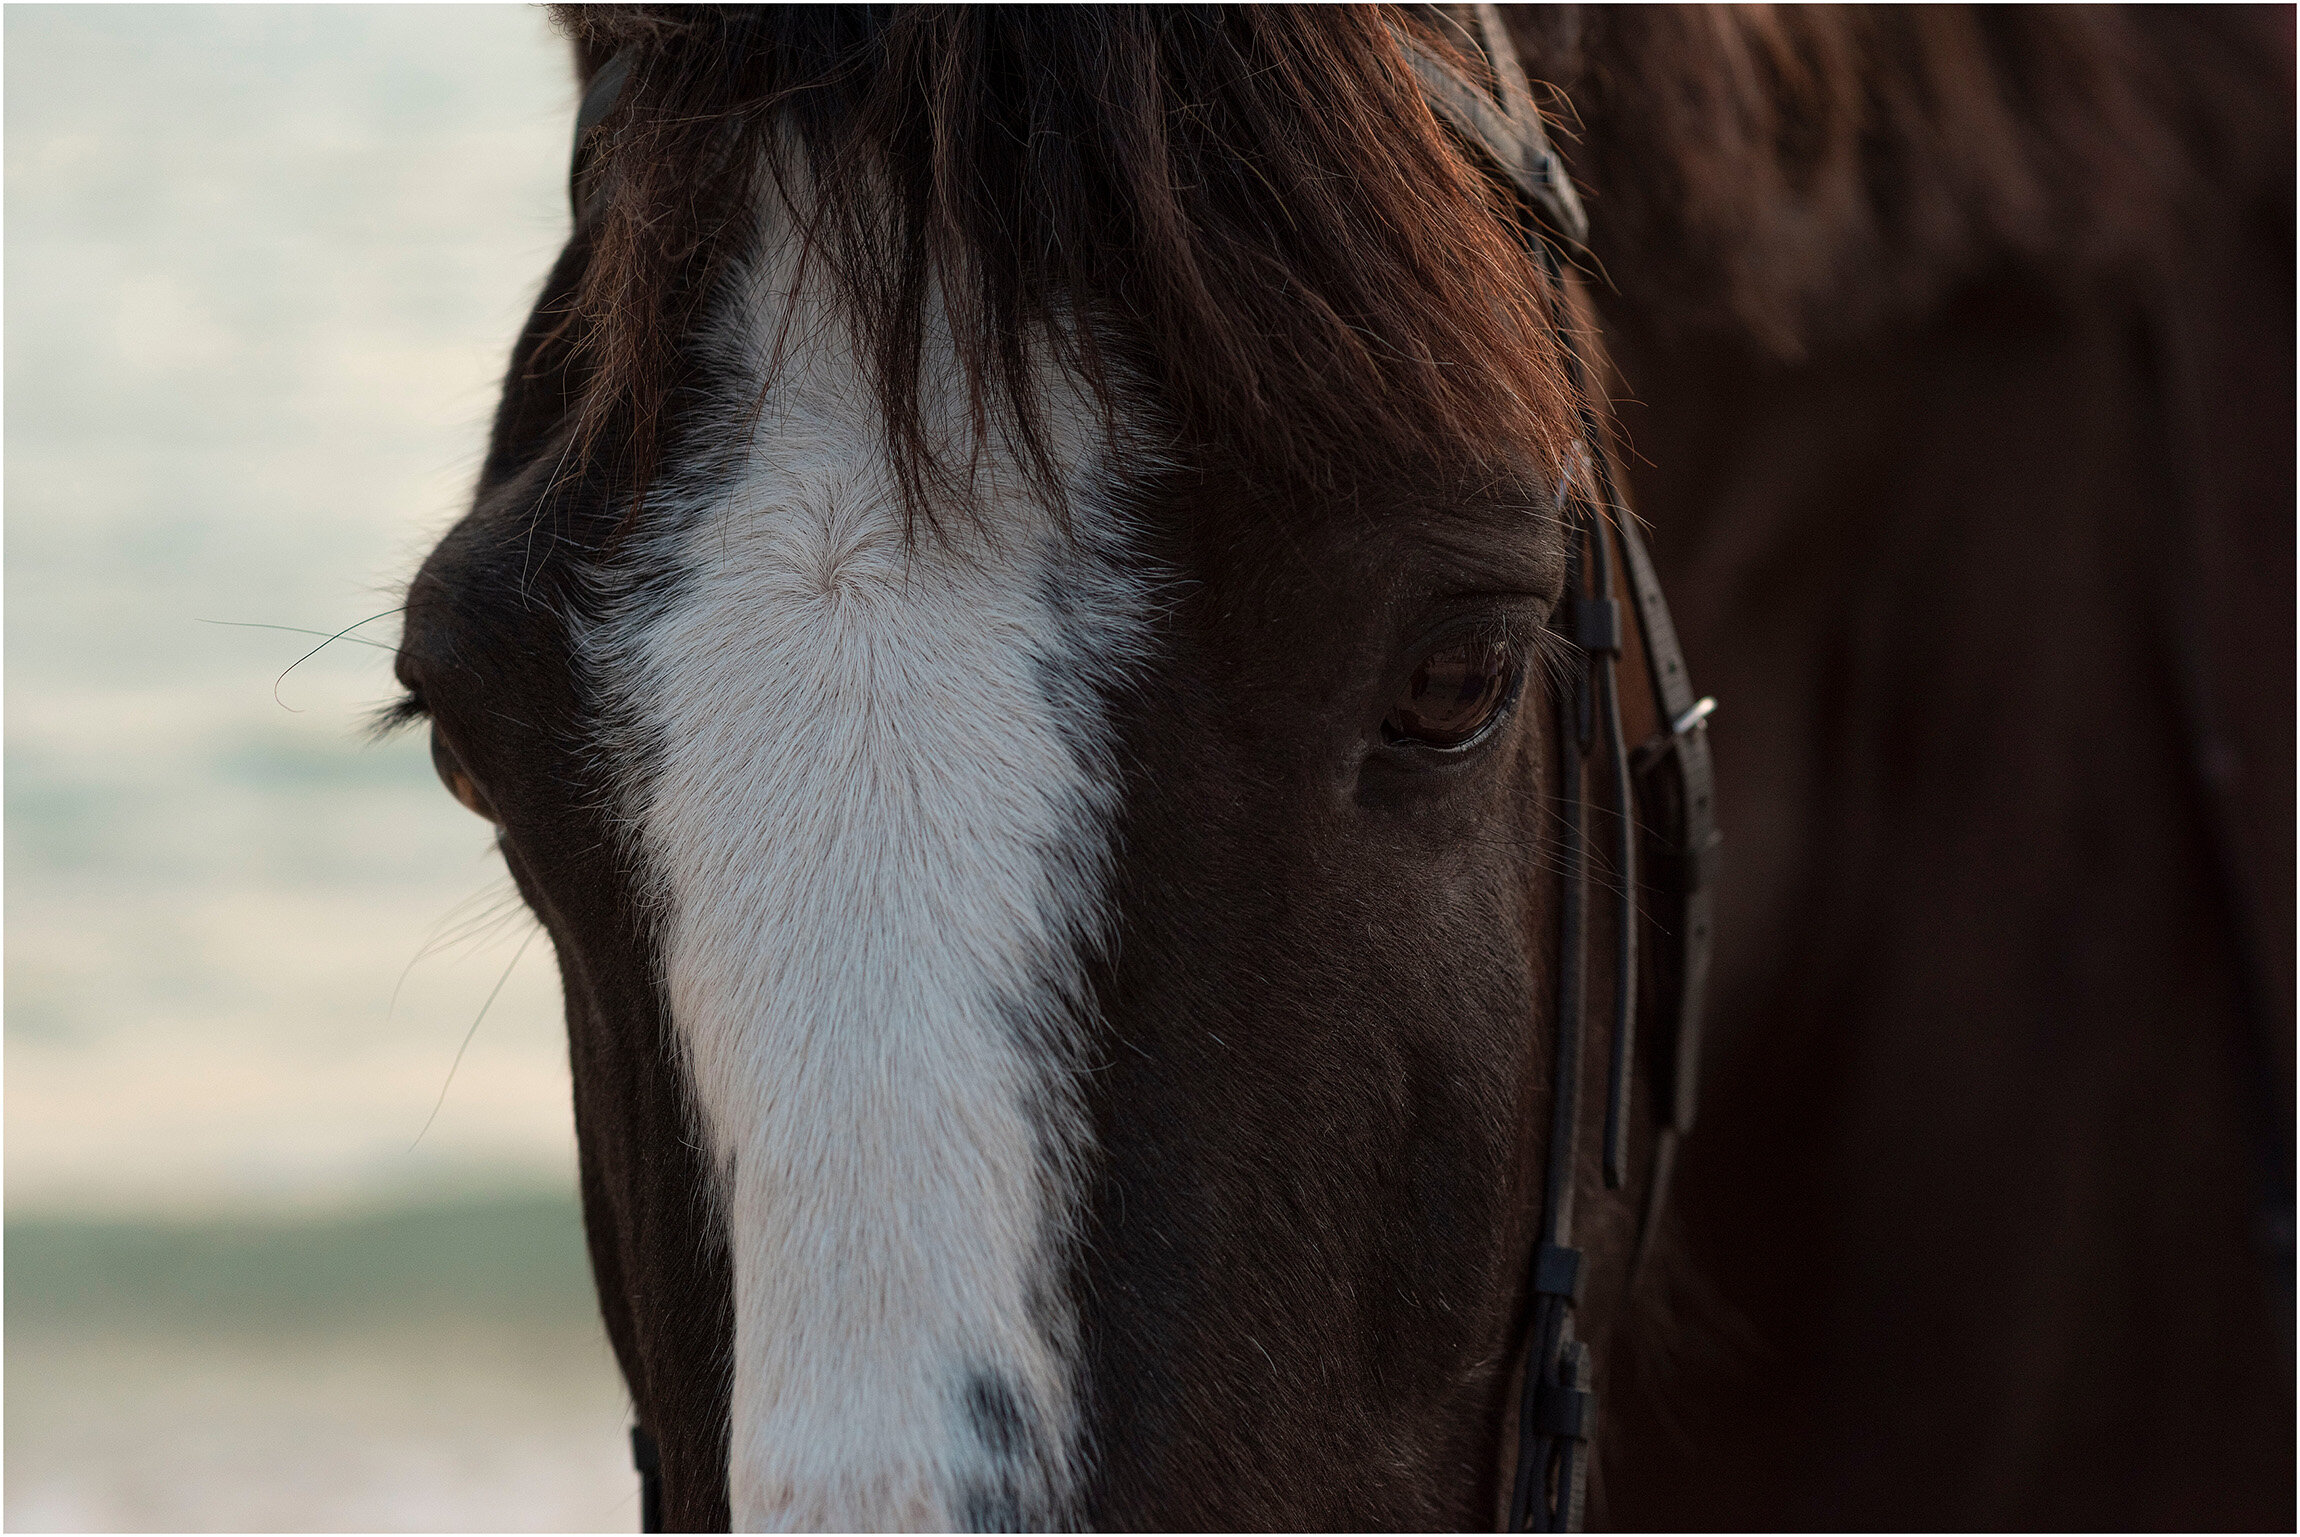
(548, 3, 692, 84)
(1497, 6, 1589, 97)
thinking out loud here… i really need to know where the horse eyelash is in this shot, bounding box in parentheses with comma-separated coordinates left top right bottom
(1462, 606, 1551, 660)
(369, 691, 431, 741)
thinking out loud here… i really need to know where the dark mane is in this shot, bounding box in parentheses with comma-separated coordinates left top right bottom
(1526, 5, 2294, 357)
(548, 5, 1582, 518)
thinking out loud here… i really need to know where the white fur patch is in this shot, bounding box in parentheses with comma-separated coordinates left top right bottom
(598, 208, 1151, 1530)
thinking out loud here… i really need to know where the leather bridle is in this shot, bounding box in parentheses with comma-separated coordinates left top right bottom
(576, 11, 1718, 1530)
(1402, 7, 1719, 1529)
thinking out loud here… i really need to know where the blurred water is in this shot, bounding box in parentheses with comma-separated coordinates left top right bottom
(8, 3, 581, 1214)
(7, 1198, 632, 1532)
(6, 7, 630, 1528)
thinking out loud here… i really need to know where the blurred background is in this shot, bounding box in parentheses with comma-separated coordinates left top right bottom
(6, 6, 637, 1529)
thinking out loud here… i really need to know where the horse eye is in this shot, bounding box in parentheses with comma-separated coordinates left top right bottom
(1384, 634, 1518, 751)
(430, 725, 498, 822)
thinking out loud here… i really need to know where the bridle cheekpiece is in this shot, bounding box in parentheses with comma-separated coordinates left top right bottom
(1399, 7, 1720, 1530)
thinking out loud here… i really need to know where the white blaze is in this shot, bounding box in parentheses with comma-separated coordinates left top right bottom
(601, 216, 1150, 1530)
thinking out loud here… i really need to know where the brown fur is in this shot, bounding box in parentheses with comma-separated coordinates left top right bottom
(1497, 5, 2295, 1526)
(1511, 5, 2289, 357)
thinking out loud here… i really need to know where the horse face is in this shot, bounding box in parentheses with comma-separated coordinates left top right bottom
(396, 36, 1594, 1536)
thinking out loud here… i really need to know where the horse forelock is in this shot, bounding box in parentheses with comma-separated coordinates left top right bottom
(546, 3, 1581, 527)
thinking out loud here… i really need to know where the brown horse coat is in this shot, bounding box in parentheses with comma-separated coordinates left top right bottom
(1503, 7, 2295, 1527)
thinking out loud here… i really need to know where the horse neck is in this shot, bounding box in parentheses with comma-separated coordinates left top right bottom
(1517, 5, 2290, 362)
(1582, 140, 2295, 1537)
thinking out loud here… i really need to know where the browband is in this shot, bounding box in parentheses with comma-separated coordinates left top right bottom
(1399, 8, 1588, 246)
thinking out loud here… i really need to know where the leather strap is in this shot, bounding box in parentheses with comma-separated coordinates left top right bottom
(1619, 515, 1718, 1140)
(1399, 9, 1588, 245)
(631, 1423, 663, 1533)
(1398, 8, 1720, 1530)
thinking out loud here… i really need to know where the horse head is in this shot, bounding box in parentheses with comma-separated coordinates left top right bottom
(393, 8, 1700, 1527)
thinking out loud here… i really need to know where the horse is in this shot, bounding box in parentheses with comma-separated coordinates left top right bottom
(390, 6, 2292, 1529)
